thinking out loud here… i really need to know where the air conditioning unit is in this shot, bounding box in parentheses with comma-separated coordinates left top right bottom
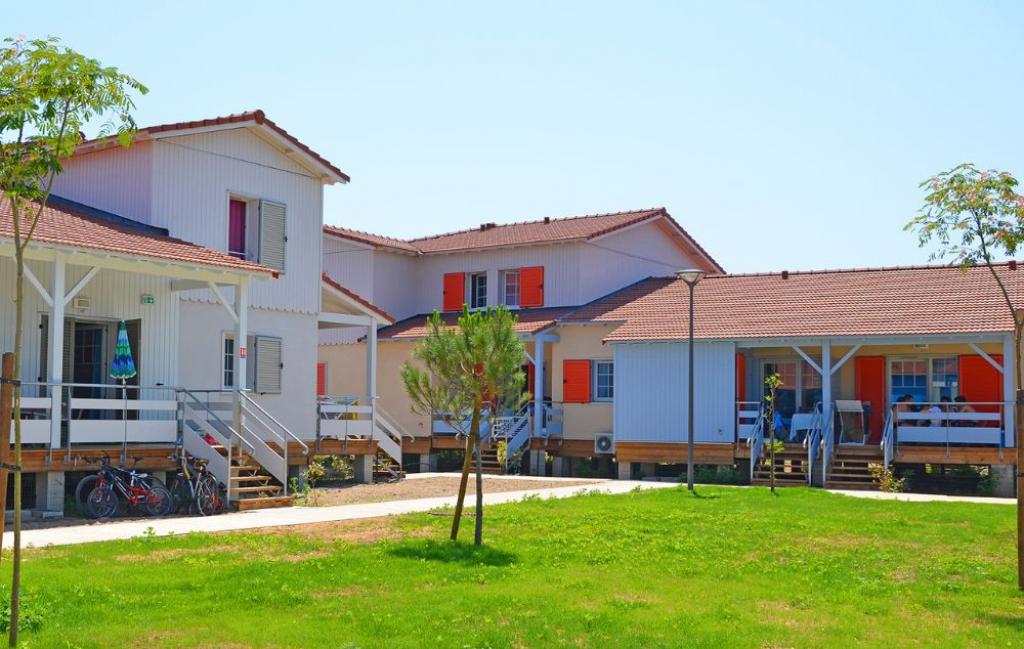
(594, 434, 614, 454)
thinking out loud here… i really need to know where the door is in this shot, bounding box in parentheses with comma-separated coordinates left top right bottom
(763, 360, 798, 424)
(854, 356, 886, 443)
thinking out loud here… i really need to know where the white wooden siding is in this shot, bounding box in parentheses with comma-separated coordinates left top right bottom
(0, 257, 179, 388)
(50, 142, 155, 224)
(613, 341, 735, 444)
(578, 221, 698, 303)
(322, 237, 376, 300)
(148, 128, 323, 314)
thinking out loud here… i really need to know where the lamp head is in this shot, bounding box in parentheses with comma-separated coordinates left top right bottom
(676, 268, 706, 286)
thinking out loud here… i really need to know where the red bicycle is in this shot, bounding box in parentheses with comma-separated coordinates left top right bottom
(84, 455, 174, 519)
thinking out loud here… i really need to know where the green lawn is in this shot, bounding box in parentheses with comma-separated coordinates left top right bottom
(2, 486, 1023, 648)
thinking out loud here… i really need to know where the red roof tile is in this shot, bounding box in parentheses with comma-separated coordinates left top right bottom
(378, 307, 575, 341)
(323, 225, 420, 254)
(0, 197, 274, 276)
(322, 273, 395, 323)
(564, 264, 1024, 341)
(324, 208, 724, 272)
(80, 110, 350, 183)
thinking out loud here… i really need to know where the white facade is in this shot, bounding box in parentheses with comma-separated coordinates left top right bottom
(613, 341, 736, 444)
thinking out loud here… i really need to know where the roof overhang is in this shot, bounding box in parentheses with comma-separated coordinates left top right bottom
(606, 333, 1012, 346)
(321, 277, 394, 327)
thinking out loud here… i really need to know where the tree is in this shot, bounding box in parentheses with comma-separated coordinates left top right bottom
(401, 307, 526, 545)
(762, 372, 785, 494)
(905, 162, 1024, 590)
(0, 36, 145, 645)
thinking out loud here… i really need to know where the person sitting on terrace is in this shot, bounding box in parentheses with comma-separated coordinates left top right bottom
(893, 395, 914, 430)
(954, 395, 976, 426)
(927, 396, 951, 427)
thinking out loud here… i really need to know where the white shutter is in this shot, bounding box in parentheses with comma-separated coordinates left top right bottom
(253, 336, 282, 394)
(258, 200, 287, 273)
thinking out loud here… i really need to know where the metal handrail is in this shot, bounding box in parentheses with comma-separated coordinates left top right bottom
(747, 405, 765, 483)
(237, 390, 309, 455)
(881, 410, 895, 468)
(177, 388, 256, 456)
(819, 411, 835, 484)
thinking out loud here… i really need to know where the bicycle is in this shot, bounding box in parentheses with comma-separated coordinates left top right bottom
(169, 454, 224, 516)
(84, 454, 174, 519)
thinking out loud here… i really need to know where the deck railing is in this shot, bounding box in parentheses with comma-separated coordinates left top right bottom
(735, 401, 761, 443)
(889, 401, 1007, 459)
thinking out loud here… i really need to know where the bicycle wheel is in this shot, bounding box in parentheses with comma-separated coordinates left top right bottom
(194, 477, 218, 516)
(168, 475, 193, 514)
(74, 474, 99, 514)
(142, 477, 175, 517)
(85, 486, 118, 519)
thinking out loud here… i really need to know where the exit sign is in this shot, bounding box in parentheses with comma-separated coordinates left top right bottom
(140, 294, 156, 305)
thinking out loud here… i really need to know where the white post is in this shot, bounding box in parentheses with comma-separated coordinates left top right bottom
(233, 278, 249, 434)
(48, 256, 66, 451)
(533, 336, 545, 438)
(367, 319, 378, 435)
(1004, 334, 1015, 448)
(821, 339, 832, 436)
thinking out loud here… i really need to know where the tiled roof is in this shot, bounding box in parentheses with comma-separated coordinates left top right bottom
(563, 264, 1024, 342)
(79, 110, 350, 183)
(0, 196, 275, 276)
(324, 208, 724, 271)
(378, 306, 576, 341)
(322, 225, 420, 254)
(322, 273, 395, 323)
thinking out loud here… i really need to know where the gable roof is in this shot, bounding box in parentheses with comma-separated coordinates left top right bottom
(77, 110, 349, 184)
(323, 208, 723, 271)
(0, 196, 274, 277)
(377, 306, 576, 341)
(563, 263, 1024, 342)
(321, 273, 395, 324)
(323, 225, 420, 254)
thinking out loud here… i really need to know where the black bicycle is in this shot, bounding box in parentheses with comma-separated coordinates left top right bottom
(169, 454, 224, 516)
(84, 455, 174, 519)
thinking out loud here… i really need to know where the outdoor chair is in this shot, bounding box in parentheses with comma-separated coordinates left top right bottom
(835, 400, 867, 445)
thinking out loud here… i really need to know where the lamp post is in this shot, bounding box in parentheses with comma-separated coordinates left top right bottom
(677, 269, 706, 491)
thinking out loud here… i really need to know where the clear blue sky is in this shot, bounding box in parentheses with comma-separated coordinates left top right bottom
(10, 1, 1024, 272)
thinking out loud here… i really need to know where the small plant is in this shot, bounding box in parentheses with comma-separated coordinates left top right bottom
(869, 463, 907, 493)
(574, 460, 599, 479)
(763, 372, 784, 493)
(693, 464, 746, 485)
(303, 460, 326, 488)
(496, 440, 525, 474)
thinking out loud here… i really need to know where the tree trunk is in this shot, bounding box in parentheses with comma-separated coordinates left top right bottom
(449, 409, 480, 542)
(1016, 386, 1024, 591)
(474, 433, 483, 546)
(769, 423, 776, 494)
(9, 248, 25, 648)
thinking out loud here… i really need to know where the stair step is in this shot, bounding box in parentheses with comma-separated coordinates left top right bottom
(231, 465, 261, 472)
(236, 495, 294, 511)
(825, 480, 877, 490)
(230, 475, 272, 483)
(230, 484, 283, 494)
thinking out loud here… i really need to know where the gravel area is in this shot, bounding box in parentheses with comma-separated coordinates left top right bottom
(304, 476, 601, 507)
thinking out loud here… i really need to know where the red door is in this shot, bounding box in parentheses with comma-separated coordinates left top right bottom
(959, 354, 1003, 413)
(316, 362, 327, 398)
(855, 356, 886, 443)
(735, 353, 746, 402)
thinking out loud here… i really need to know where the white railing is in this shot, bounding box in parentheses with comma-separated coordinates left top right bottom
(802, 407, 822, 486)
(746, 409, 765, 483)
(318, 395, 374, 439)
(889, 401, 1007, 460)
(736, 401, 761, 442)
(542, 402, 563, 437)
(820, 412, 835, 484)
(881, 410, 894, 468)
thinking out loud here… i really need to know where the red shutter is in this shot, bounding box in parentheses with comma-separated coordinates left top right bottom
(563, 359, 591, 403)
(316, 362, 326, 398)
(735, 353, 746, 402)
(525, 362, 535, 396)
(520, 266, 544, 308)
(854, 356, 886, 443)
(443, 273, 465, 312)
(228, 199, 247, 258)
(959, 354, 1003, 413)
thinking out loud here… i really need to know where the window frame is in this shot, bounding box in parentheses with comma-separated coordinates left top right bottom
(468, 271, 488, 310)
(887, 355, 959, 407)
(499, 269, 520, 308)
(226, 194, 261, 262)
(760, 357, 823, 415)
(593, 359, 614, 402)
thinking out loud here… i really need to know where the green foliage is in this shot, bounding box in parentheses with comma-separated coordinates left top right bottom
(1, 488, 1020, 646)
(303, 460, 326, 488)
(868, 463, 907, 493)
(693, 464, 747, 485)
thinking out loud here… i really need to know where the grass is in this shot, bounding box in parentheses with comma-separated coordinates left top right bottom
(1, 486, 1022, 648)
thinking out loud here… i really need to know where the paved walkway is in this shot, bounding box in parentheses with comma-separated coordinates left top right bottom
(5, 478, 674, 549)
(828, 489, 1015, 505)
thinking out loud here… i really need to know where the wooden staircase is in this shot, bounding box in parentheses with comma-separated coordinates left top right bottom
(752, 444, 812, 487)
(211, 445, 292, 510)
(825, 446, 882, 490)
(373, 454, 407, 482)
(479, 443, 502, 475)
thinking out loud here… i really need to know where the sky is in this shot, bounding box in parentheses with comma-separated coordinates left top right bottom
(8, 1, 1024, 273)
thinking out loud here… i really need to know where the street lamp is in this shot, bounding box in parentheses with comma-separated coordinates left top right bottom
(677, 268, 706, 491)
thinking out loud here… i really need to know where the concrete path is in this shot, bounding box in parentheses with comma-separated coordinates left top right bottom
(828, 489, 1015, 505)
(5, 478, 675, 549)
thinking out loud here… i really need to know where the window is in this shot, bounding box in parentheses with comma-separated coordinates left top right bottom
(890, 357, 958, 405)
(223, 333, 281, 393)
(594, 361, 614, 401)
(223, 335, 235, 388)
(762, 359, 823, 419)
(469, 272, 487, 309)
(227, 197, 287, 272)
(500, 270, 520, 307)
(228, 199, 247, 259)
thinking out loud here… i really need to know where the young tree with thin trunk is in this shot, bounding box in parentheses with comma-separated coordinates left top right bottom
(0, 36, 145, 645)
(905, 163, 1024, 590)
(763, 372, 784, 494)
(401, 307, 526, 545)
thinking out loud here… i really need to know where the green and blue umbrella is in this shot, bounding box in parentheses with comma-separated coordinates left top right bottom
(110, 320, 137, 381)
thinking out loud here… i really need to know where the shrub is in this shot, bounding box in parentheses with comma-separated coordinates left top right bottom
(868, 463, 907, 493)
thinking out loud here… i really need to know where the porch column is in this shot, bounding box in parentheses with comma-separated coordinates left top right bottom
(533, 336, 545, 438)
(1004, 334, 1015, 447)
(233, 278, 249, 435)
(821, 339, 832, 432)
(367, 320, 377, 434)
(48, 257, 66, 450)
